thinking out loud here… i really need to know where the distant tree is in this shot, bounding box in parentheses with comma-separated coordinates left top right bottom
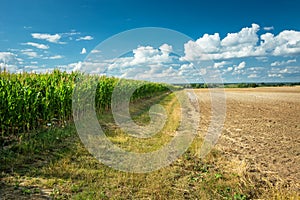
(249, 83, 258, 88)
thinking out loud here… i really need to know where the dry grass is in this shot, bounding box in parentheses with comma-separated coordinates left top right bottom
(1, 90, 299, 199)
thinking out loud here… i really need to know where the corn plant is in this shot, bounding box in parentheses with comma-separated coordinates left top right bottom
(0, 69, 172, 139)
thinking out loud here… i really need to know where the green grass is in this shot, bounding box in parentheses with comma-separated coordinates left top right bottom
(2, 91, 298, 199)
(0, 92, 255, 199)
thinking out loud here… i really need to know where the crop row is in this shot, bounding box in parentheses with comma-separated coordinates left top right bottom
(0, 69, 170, 137)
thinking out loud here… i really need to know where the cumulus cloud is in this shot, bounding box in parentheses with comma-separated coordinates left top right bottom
(182, 24, 260, 61)
(221, 23, 260, 47)
(133, 46, 159, 60)
(226, 67, 233, 72)
(76, 35, 94, 41)
(31, 33, 64, 43)
(230, 61, 246, 75)
(159, 43, 173, 54)
(273, 31, 300, 56)
(22, 42, 49, 49)
(80, 48, 87, 54)
(235, 61, 246, 70)
(180, 33, 221, 61)
(108, 44, 174, 70)
(257, 30, 300, 56)
(181, 24, 300, 61)
(104, 43, 218, 82)
(213, 61, 228, 68)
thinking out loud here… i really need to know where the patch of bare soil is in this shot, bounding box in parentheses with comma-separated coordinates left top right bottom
(196, 87, 300, 192)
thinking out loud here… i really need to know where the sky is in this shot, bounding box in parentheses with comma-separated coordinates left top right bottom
(1, 0, 300, 83)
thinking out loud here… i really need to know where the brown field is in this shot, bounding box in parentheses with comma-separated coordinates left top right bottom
(195, 86, 300, 194)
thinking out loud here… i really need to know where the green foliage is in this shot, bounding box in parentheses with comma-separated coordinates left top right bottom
(0, 70, 170, 138)
(236, 83, 258, 88)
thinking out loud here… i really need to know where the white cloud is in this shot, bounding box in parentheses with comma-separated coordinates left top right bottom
(271, 59, 297, 66)
(0, 52, 17, 63)
(76, 35, 94, 41)
(57, 61, 112, 73)
(108, 44, 174, 70)
(263, 26, 274, 31)
(268, 73, 282, 78)
(22, 51, 38, 58)
(226, 67, 233, 72)
(235, 61, 246, 70)
(248, 67, 264, 74)
(259, 30, 300, 56)
(61, 31, 81, 41)
(248, 74, 258, 78)
(31, 33, 63, 43)
(21, 49, 38, 58)
(82, 43, 222, 83)
(0, 62, 18, 72)
(178, 63, 194, 75)
(0, 52, 19, 72)
(287, 59, 297, 63)
(269, 66, 300, 75)
(49, 55, 63, 59)
(68, 61, 83, 71)
(230, 61, 246, 75)
(22, 42, 49, 49)
(182, 24, 300, 61)
(213, 61, 228, 68)
(255, 56, 269, 62)
(159, 43, 173, 54)
(91, 49, 101, 54)
(133, 46, 159, 60)
(221, 23, 259, 47)
(181, 33, 221, 61)
(80, 48, 87, 54)
(182, 24, 260, 61)
(195, 33, 221, 53)
(43, 55, 64, 59)
(61, 30, 81, 36)
(24, 65, 39, 69)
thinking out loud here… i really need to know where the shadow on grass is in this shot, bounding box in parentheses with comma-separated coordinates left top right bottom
(0, 92, 252, 199)
(0, 93, 175, 198)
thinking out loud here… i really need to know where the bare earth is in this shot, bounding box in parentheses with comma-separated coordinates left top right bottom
(195, 86, 300, 191)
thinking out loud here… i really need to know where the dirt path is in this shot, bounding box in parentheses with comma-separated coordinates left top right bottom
(195, 87, 300, 190)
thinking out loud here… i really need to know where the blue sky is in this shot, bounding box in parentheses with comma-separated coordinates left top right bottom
(1, 0, 300, 83)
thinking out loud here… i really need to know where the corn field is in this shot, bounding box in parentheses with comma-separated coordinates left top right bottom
(0, 69, 171, 138)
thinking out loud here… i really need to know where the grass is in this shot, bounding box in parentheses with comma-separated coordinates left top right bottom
(1, 91, 297, 199)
